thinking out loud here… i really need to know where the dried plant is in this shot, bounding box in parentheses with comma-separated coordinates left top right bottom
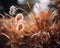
(0, 2, 60, 48)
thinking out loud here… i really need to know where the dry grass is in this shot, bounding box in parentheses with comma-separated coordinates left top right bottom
(0, 3, 60, 48)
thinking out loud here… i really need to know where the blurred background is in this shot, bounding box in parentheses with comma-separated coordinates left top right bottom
(0, 0, 39, 13)
(0, 0, 60, 14)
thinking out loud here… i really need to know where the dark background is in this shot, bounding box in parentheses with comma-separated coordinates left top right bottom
(0, 0, 17, 13)
(0, 0, 35, 14)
